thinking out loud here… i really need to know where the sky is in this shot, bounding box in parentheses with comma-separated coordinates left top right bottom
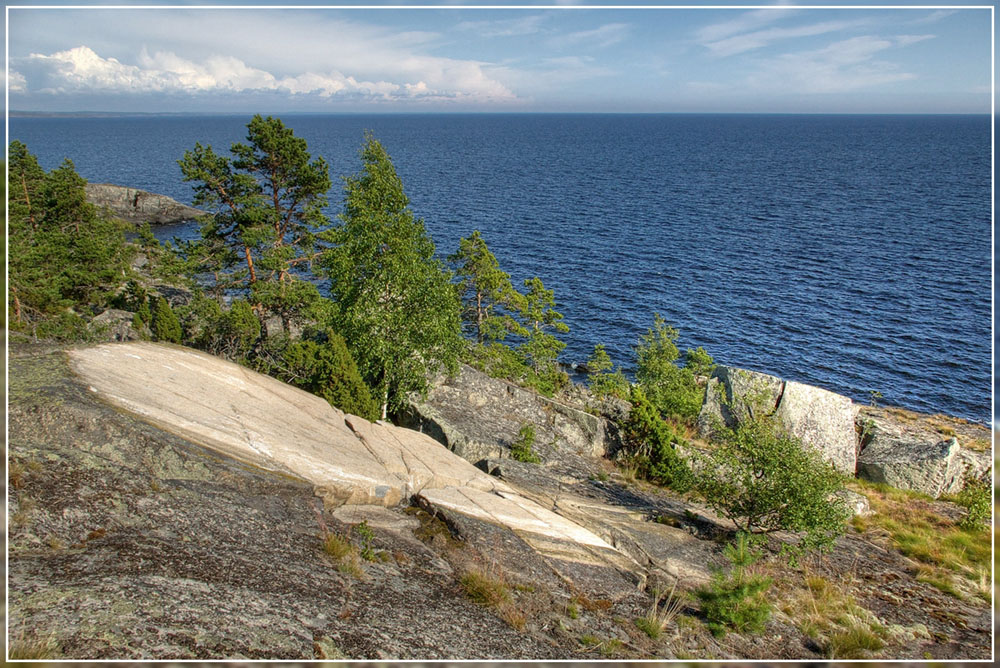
(4, 2, 994, 114)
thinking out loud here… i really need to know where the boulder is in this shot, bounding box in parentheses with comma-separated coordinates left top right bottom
(698, 366, 858, 474)
(400, 364, 614, 466)
(85, 183, 203, 225)
(89, 309, 142, 342)
(856, 412, 990, 497)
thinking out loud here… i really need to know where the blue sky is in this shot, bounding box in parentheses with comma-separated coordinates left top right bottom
(5, 2, 993, 113)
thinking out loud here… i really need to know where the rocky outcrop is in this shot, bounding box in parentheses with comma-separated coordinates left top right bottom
(400, 364, 615, 466)
(68, 343, 644, 598)
(698, 366, 859, 474)
(85, 183, 203, 225)
(8, 342, 992, 659)
(856, 409, 991, 497)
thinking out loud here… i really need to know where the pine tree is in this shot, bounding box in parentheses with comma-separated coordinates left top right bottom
(178, 115, 331, 334)
(449, 230, 523, 343)
(587, 343, 630, 399)
(8, 142, 132, 338)
(516, 276, 569, 394)
(151, 296, 182, 344)
(321, 132, 462, 419)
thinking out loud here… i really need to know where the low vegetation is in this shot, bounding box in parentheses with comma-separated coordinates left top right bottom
(851, 479, 991, 601)
(635, 579, 686, 639)
(692, 415, 850, 556)
(780, 572, 886, 659)
(510, 423, 542, 463)
(694, 533, 772, 637)
(459, 563, 526, 630)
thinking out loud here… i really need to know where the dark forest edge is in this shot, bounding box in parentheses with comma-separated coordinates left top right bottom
(6, 116, 991, 568)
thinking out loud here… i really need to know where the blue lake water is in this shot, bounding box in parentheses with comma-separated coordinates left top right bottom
(9, 113, 992, 424)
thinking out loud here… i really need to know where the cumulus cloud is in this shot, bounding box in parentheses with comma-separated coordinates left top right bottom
(10, 44, 515, 104)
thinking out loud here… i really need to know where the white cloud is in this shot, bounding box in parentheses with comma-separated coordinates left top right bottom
(8, 10, 520, 106)
(11, 43, 516, 104)
(694, 7, 798, 44)
(454, 15, 547, 38)
(748, 35, 925, 94)
(703, 20, 864, 57)
(547, 23, 629, 50)
(910, 10, 957, 26)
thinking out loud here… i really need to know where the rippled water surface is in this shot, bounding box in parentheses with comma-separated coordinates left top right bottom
(10, 113, 992, 423)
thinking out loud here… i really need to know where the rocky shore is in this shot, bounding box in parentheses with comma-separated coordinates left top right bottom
(7, 339, 992, 660)
(84, 183, 203, 225)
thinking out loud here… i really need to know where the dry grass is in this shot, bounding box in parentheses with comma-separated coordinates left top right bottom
(850, 480, 991, 600)
(322, 531, 364, 579)
(635, 579, 686, 639)
(779, 570, 886, 659)
(460, 563, 532, 631)
(9, 631, 60, 660)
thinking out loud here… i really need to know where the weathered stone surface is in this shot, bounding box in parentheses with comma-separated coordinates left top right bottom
(69, 342, 513, 509)
(8, 345, 571, 660)
(85, 183, 203, 225)
(89, 309, 141, 342)
(856, 412, 989, 497)
(698, 366, 858, 474)
(401, 363, 612, 465)
(67, 342, 639, 585)
(775, 380, 859, 475)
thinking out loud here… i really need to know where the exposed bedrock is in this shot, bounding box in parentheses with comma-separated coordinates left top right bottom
(85, 183, 203, 225)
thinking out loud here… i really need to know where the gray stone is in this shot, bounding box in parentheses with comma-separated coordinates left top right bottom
(400, 364, 613, 466)
(85, 183, 203, 225)
(698, 366, 858, 474)
(90, 309, 141, 342)
(775, 380, 858, 475)
(857, 414, 987, 497)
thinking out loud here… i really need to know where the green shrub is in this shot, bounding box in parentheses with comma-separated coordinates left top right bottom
(587, 343, 630, 399)
(635, 314, 706, 422)
(684, 346, 716, 378)
(274, 331, 379, 422)
(151, 296, 182, 344)
(692, 414, 849, 555)
(222, 299, 261, 359)
(620, 386, 692, 491)
(510, 423, 541, 463)
(695, 533, 772, 637)
(956, 468, 991, 531)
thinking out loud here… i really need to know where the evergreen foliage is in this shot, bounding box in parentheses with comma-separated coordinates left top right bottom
(271, 330, 379, 422)
(695, 533, 773, 637)
(449, 230, 523, 344)
(8, 141, 133, 339)
(692, 414, 849, 553)
(587, 343, 630, 399)
(510, 423, 541, 463)
(620, 386, 692, 491)
(178, 115, 330, 334)
(635, 313, 706, 421)
(321, 132, 463, 419)
(151, 296, 182, 344)
(516, 276, 570, 395)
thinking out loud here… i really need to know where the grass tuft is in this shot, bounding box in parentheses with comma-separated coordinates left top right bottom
(9, 631, 60, 660)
